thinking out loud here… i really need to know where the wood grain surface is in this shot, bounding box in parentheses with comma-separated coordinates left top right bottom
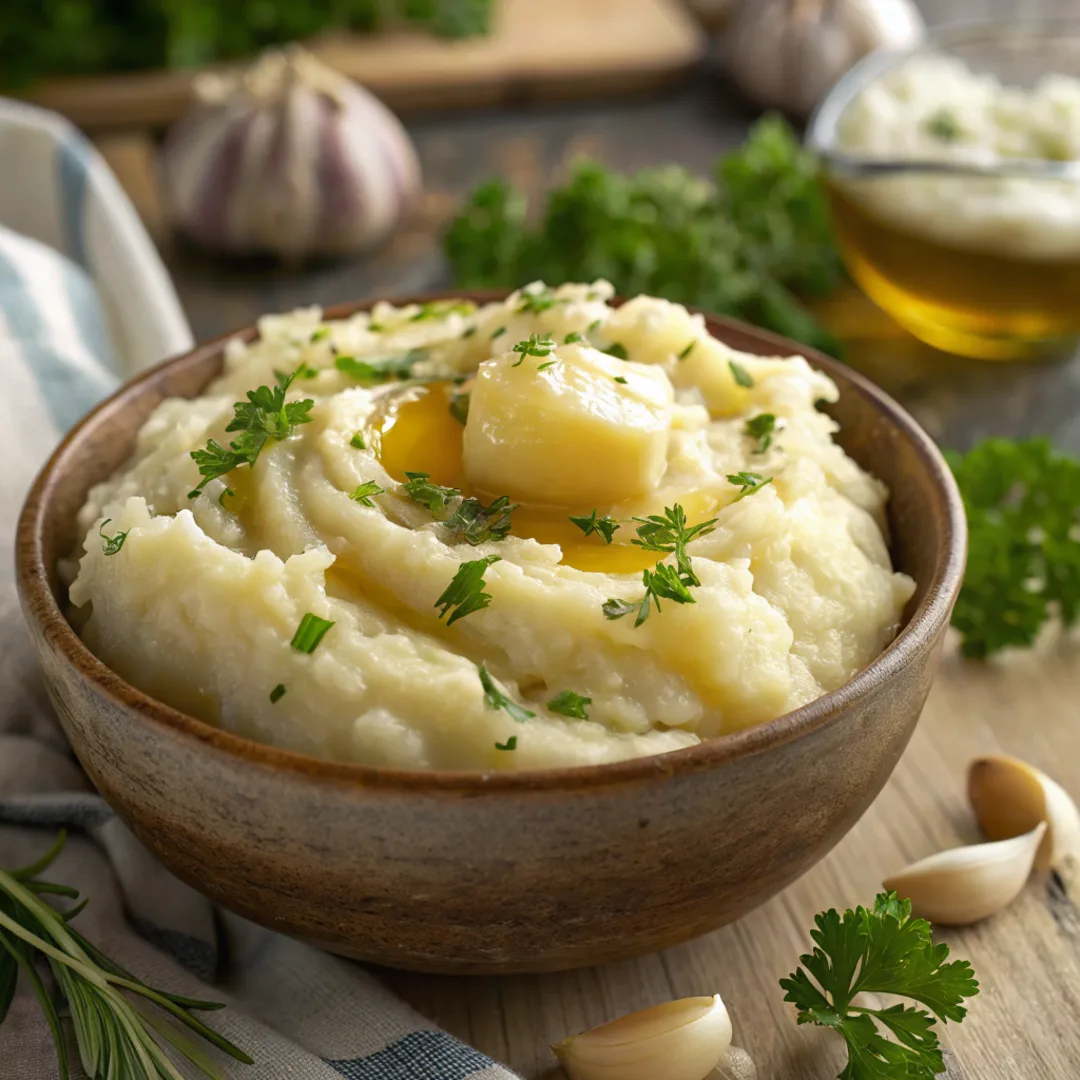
(23, 0, 703, 130)
(103, 0, 1080, 1075)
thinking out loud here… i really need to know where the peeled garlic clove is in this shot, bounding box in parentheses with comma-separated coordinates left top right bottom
(553, 995, 733, 1080)
(968, 755, 1080, 889)
(883, 823, 1047, 926)
(711, 1044, 757, 1080)
(161, 47, 420, 259)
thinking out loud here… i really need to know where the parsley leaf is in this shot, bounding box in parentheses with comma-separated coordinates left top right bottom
(511, 333, 557, 366)
(350, 432, 367, 449)
(727, 471, 773, 499)
(436, 556, 501, 626)
(925, 109, 961, 143)
(602, 597, 639, 621)
(569, 509, 620, 543)
(291, 613, 335, 654)
(516, 287, 563, 314)
(947, 437, 1080, 657)
(189, 370, 314, 498)
(410, 299, 475, 322)
(449, 389, 471, 424)
(745, 412, 778, 453)
(729, 360, 754, 388)
(604, 342, 628, 360)
(678, 340, 696, 360)
(334, 349, 427, 383)
(491, 326, 506, 339)
(781, 891, 978, 1080)
(444, 495, 517, 545)
(310, 327, 330, 343)
(98, 519, 129, 556)
(349, 481, 385, 507)
(605, 563, 698, 628)
(495, 735, 518, 751)
(547, 690, 591, 719)
(631, 503, 717, 586)
(289, 361, 320, 379)
(269, 684, 286, 704)
(403, 471, 462, 513)
(564, 331, 586, 344)
(479, 663, 535, 721)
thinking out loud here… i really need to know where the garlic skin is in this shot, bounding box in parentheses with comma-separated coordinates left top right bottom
(712, 1045, 757, 1080)
(725, 0, 924, 117)
(969, 755, 1080, 893)
(553, 995, 733, 1080)
(161, 48, 420, 259)
(883, 823, 1047, 927)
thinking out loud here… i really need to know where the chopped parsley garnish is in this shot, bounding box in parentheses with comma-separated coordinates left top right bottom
(444, 494, 517, 545)
(511, 333, 557, 366)
(334, 349, 427, 383)
(218, 487, 233, 507)
(350, 432, 367, 449)
(403, 471, 461, 513)
(587, 319, 602, 333)
(729, 360, 754, 388)
(925, 109, 961, 142)
(479, 663, 535, 721)
(449, 390, 470, 425)
(189, 369, 314, 498)
(728, 471, 773, 499)
(605, 564, 698, 628)
(368, 321, 385, 332)
(781, 892, 978, 1080)
(947, 437, 1080, 657)
(516, 288, 563, 314)
(462, 325, 478, 338)
(495, 736, 518, 751)
(349, 481, 385, 506)
(98, 519, 129, 556)
(436, 556, 501, 626)
(410, 299, 475, 322)
(491, 326, 506, 339)
(537, 360, 557, 372)
(269, 684, 286, 704)
(291, 613, 335, 653)
(745, 412, 777, 453)
(310, 327, 330, 343)
(613, 375, 628, 384)
(547, 690, 591, 719)
(289, 361, 320, 379)
(564, 331, 585, 344)
(569, 509, 620, 543)
(631, 503, 717, 587)
(604, 342, 628, 360)
(678, 340, 696, 360)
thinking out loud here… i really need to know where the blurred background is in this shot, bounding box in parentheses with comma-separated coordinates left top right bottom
(2, 0, 1075, 452)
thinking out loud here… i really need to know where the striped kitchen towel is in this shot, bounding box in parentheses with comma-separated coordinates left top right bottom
(0, 101, 521, 1080)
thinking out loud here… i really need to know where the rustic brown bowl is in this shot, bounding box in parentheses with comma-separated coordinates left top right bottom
(16, 293, 966, 974)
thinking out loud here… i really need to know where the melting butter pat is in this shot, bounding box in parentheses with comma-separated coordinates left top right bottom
(463, 344, 674, 505)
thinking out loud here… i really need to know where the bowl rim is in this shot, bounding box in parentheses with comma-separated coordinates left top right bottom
(808, 16, 1080, 182)
(16, 291, 967, 795)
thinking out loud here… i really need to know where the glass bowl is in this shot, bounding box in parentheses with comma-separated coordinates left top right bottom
(808, 19, 1080, 361)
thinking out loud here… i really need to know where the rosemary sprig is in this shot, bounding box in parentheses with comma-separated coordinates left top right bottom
(0, 832, 252, 1079)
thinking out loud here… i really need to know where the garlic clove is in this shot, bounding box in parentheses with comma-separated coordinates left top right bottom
(553, 994, 733, 1080)
(883, 823, 1047, 926)
(968, 755, 1080, 892)
(711, 1044, 757, 1080)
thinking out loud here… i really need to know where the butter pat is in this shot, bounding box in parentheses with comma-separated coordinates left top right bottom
(463, 344, 674, 506)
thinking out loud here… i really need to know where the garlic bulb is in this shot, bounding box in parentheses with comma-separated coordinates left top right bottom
(883, 823, 1047, 926)
(553, 995, 733, 1080)
(969, 755, 1080, 894)
(725, 0, 925, 117)
(712, 1045, 757, 1080)
(161, 48, 420, 259)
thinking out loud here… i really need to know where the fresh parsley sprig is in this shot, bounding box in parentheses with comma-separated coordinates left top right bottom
(189, 370, 314, 498)
(569, 509, 620, 543)
(479, 664, 535, 722)
(782, 892, 978, 1080)
(511, 334, 557, 366)
(403, 472, 461, 513)
(349, 481, 385, 507)
(547, 690, 592, 719)
(630, 504, 718, 587)
(0, 832, 252, 1080)
(436, 556, 501, 625)
(727, 471, 773, 499)
(402, 473, 518, 545)
(745, 413, 778, 453)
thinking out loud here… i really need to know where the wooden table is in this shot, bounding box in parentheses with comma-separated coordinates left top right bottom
(139, 1, 1079, 1076)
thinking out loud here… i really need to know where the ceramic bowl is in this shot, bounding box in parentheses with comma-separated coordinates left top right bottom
(15, 294, 966, 974)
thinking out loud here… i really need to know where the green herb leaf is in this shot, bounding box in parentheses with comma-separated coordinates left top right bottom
(450, 390, 471, 425)
(613, 375, 628, 384)
(350, 432, 367, 449)
(631, 503, 717, 586)
(569, 509, 620, 543)
(781, 891, 978, 1080)
(602, 597, 639, 621)
(511, 333, 557, 366)
(310, 327, 330, 343)
(587, 319, 603, 333)
(678, 340, 696, 360)
(97, 519, 129, 556)
(604, 563, 698, 628)
(491, 326, 506, 339)
(334, 349, 427, 383)
(604, 343, 628, 360)
(436, 556, 501, 626)
(516, 287, 563, 314)
(269, 684, 286, 704)
(727, 471, 773, 499)
(745, 412, 778, 453)
(495, 736, 518, 751)
(444, 495, 518, 545)
(729, 360, 754, 388)
(925, 109, 962, 142)
(350, 481, 385, 506)
(403, 471, 462, 513)
(564, 331, 585, 344)
(538, 360, 558, 372)
(410, 299, 475, 322)
(547, 690, 592, 719)
(289, 361, 321, 380)
(479, 663, 535, 721)
(462, 325, 478, 338)
(947, 438, 1080, 657)
(291, 613, 335, 654)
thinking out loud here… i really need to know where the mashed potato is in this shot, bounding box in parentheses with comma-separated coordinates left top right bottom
(68, 282, 914, 771)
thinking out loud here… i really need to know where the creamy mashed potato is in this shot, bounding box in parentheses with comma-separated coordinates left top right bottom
(68, 282, 914, 771)
(838, 55, 1080, 258)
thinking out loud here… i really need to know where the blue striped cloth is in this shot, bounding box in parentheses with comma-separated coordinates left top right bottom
(0, 101, 520, 1080)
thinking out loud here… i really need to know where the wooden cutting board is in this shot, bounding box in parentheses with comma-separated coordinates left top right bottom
(21, 0, 704, 132)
